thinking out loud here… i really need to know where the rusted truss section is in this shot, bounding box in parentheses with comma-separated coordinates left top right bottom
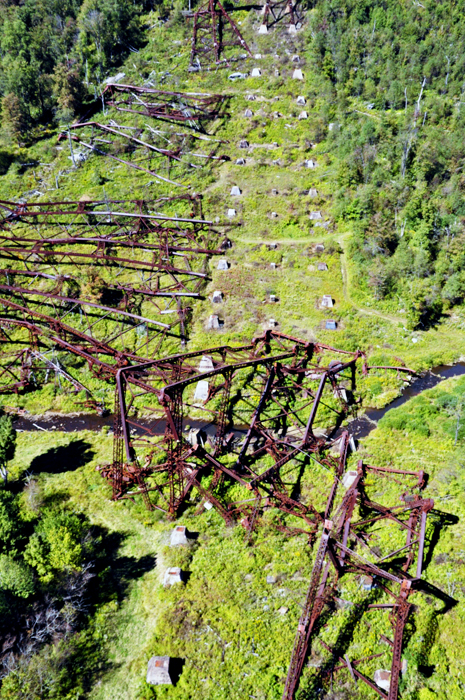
(259, 0, 303, 33)
(99, 331, 355, 518)
(0, 196, 206, 234)
(103, 84, 228, 130)
(0, 345, 89, 395)
(0, 342, 106, 411)
(61, 121, 228, 178)
(0, 198, 227, 377)
(95, 331, 414, 522)
(0, 276, 184, 359)
(189, 0, 252, 71)
(282, 460, 436, 700)
(0, 198, 222, 284)
(0, 316, 134, 383)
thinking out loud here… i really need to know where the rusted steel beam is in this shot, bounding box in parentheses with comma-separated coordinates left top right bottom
(189, 0, 252, 70)
(282, 455, 434, 700)
(415, 502, 433, 579)
(388, 581, 412, 700)
(0, 246, 207, 274)
(282, 507, 338, 699)
(303, 372, 327, 442)
(0, 283, 171, 329)
(365, 463, 425, 488)
(0, 197, 209, 224)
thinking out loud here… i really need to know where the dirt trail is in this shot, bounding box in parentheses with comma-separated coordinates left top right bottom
(336, 232, 407, 325)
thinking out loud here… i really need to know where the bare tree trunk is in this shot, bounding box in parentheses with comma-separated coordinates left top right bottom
(455, 399, 462, 445)
(67, 128, 76, 167)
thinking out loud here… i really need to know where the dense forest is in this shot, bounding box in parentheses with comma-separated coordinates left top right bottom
(305, 0, 465, 327)
(0, 0, 150, 131)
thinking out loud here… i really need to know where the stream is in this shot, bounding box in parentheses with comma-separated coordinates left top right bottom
(9, 362, 465, 440)
(348, 361, 465, 439)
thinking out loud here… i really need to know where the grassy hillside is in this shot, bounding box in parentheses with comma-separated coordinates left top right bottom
(1, 1, 465, 378)
(1, 1, 465, 699)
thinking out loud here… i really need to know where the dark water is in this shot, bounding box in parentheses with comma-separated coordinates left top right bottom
(11, 362, 465, 441)
(349, 361, 465, 439)
(12, 412, 247, 440)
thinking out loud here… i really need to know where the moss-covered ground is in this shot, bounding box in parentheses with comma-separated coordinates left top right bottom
(1, 6, 465, 700)
(3, 371, 465, 700)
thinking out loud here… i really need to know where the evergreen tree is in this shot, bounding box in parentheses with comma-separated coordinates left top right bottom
(1, 92, 29, 143)
(52, 61, 85, 122)
(0, 412, 16, 485)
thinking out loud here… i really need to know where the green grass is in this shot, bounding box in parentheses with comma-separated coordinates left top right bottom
(5, 372, 465, 699)
(2, 5, 465, 700)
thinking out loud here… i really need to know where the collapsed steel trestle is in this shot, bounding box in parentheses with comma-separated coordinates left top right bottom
(102, 84, 228, 130)
(283, 461, 434, 700)
(96, 331, 412, 520)
(0, 197, 228, 389)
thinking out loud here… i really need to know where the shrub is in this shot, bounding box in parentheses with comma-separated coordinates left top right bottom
(0, 554, 35, 598)
(24, 511, 84, 583)
(1, 93, 29, 144)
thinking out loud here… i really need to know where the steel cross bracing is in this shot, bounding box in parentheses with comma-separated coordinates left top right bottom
(188, 0, 252, 71)
(102, 85, 228, 131)
(61, 122, 228, 183)
(0, 195, 206, 233)
(260, 0, 303, 33)
(282, 458, 436, 700)
(95, 331, 414, 522)
(0, 197, 229, 388)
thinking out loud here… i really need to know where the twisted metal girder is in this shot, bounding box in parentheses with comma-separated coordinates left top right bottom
(96, 332, 414, 523)
(282, 457, 435, 700)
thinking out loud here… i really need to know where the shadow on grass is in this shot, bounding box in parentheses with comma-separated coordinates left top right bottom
(0, 489, 157, 697)
(29, 439, 95, 475)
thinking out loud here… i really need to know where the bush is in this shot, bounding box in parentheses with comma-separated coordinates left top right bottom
(0, 411, 16, 483)
(379, 409, 430, 436)
(24, 511, 85, 583)
(0, 554, 35, 598)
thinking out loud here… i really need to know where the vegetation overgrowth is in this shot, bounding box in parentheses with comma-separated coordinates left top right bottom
(0, 376, 464, 699)
(1, 0, 465, 698)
